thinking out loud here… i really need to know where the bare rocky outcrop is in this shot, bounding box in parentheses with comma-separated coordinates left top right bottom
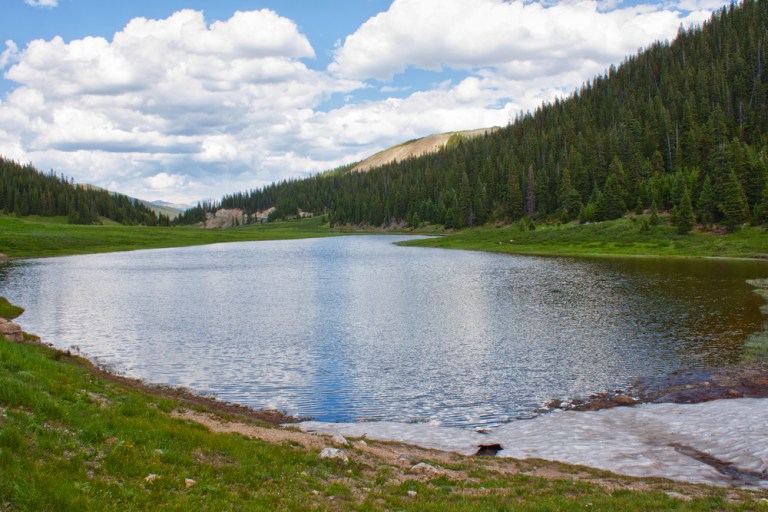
(204, 208, 244, 229)
(202, 207, 279, 228)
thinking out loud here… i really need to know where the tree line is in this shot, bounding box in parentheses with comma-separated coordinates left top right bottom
(0, 157, 169, 225)
(177, 0, 768, 234)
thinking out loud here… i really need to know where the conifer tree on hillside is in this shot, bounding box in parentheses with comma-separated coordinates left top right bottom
(720, 169, 750, 230)
(675, 188, 697, 234)
(603, 174, 627, 220)
(507, 174, 524, 220)
(755, 181, 768, 225)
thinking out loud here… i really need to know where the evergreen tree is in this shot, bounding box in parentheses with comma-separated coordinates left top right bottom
(697, 175, 717, 224)
(459, 171, 472, 227)
(752, 181, 768, 225)
(675, 188, 696, 234)
(720, 169, 749, 230)
(603, 174, 627, 220)
(525, 164, 536, 217)
(650, 200, 660, 226)
(507, 174, 524, 220)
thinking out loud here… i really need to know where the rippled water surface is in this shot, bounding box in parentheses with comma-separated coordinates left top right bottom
(1, 236, 766, 426)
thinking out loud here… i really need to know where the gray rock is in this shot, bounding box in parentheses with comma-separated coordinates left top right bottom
(411, 462, 443, 474)
(319, 447, 348, 463)
(331, 434, 349, 446)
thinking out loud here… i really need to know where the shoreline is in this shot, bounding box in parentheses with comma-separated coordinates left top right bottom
(7, 309, 768, 491)
(10, 332, 768, 492)
(3, 261, 768, 496)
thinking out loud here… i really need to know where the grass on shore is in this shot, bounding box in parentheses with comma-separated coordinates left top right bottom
(1, 213, 766, 261)
(0, 215, 338, 259)
(403, 217, 768, 260)
(0, 297, 24, 319)
(2, 328, 767, 511)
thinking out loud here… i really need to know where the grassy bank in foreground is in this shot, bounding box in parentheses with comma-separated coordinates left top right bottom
(403, 218, 768, 259)
(2, 331, 766, 511)
(0, 215, 338, 259)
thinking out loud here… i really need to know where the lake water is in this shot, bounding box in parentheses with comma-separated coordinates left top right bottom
(1, 235, 766, 427)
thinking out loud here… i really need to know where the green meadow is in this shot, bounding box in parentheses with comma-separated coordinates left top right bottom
(0, 215, 338, 259)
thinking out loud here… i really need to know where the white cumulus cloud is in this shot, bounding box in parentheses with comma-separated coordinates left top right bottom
(0, 41, 19, 69)
(329, 0, 712, 81)
(0, 9, 361, 202)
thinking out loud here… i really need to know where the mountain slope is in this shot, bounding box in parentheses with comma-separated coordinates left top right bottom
(0, 158, 168, 226)
(180, 0, 768, 231)
(352, 128, 499, 173)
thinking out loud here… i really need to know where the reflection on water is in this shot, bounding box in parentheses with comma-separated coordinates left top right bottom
(1, 236, 766, 427)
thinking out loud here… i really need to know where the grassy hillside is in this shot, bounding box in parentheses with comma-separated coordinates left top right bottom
(404, 216, 768, 259)
(2, 323, 765, 510)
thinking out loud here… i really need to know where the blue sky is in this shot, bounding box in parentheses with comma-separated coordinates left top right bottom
(1, 0, 725, 204)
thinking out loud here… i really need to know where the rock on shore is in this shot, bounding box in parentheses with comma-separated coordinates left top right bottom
(0, 318, 23, 342)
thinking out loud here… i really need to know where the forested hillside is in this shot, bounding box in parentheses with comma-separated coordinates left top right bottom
(0, 158, 169, 225)
(185, 0, 765, 231)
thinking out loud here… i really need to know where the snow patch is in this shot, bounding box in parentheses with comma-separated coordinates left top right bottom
(300, 398, 768, 488)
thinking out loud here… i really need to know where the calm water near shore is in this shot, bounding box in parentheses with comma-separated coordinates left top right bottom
(1, 235, 766, 427)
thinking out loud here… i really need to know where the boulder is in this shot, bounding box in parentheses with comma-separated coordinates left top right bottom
(331, 434, 349, 446)
(411, 462, 444, 475)
(0, 321, 23, 342)
(611, 394, 637, 406)
(319, 447, 348, 463)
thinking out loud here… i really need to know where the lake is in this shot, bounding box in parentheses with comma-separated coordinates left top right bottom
(1, 235, 766, 427)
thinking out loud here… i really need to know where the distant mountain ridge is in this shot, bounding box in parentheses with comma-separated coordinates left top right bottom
(150, 200, 191, 210)
(145, 200, 190, 220)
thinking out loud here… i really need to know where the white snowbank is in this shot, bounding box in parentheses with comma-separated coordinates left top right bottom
(300, 398, 768, 488)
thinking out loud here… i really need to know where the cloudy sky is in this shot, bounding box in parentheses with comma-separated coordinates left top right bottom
(1, 0, 724, 205)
